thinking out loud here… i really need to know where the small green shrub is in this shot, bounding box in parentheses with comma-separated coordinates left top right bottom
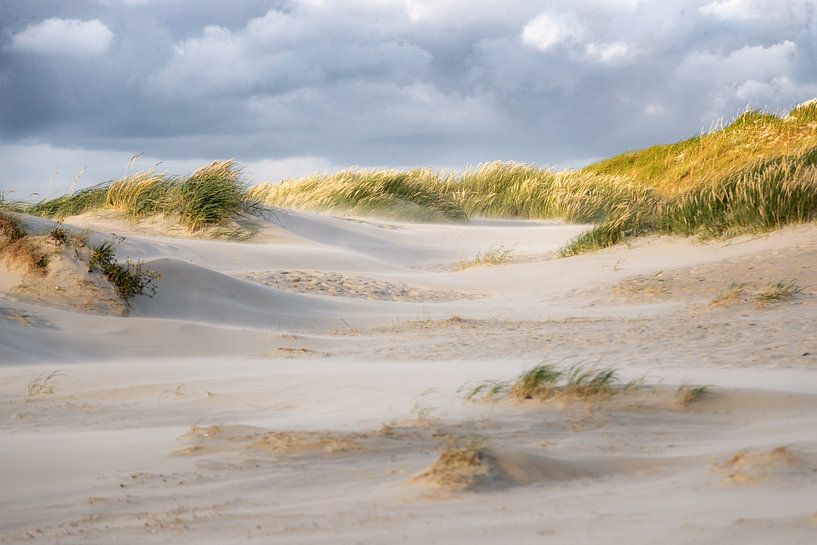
(88, 237, 160, 302)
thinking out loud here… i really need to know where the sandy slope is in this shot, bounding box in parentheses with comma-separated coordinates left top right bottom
(1, 209, 816, 544)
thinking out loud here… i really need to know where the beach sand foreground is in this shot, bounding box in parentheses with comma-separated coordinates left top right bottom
(1, 210, 816, 544)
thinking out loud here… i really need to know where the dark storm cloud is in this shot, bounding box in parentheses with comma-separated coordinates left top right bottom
(1, 0, 817, 193)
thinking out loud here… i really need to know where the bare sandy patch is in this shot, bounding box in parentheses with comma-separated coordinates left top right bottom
(241, 269, 482, 301)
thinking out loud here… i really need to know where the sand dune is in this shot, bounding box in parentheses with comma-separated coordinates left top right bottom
(1, 210, 816, 544)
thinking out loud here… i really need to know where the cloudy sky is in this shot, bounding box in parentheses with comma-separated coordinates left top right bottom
(1, 0, 816, 198)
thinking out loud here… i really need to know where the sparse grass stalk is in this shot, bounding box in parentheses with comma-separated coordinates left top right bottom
(676, 384, 710, 407)
(754, 281, 803, 305)
(710, 282, 747, 307)
(458, 245, 514, 270)
(27, 369, 66, 397)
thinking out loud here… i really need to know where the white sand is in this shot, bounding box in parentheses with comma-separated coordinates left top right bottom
(1, 210, 816, 544)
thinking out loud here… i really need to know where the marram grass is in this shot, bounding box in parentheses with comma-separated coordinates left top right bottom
(247, 168, 466, 222)
(28, 160, 245, 231)
(17, 100, 817, 252)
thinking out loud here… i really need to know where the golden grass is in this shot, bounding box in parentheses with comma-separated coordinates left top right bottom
(586, 105, 817, 195)
(0, 211, 50, 274)
(29, 160, 246, 232)
(247, 167, 465, 222)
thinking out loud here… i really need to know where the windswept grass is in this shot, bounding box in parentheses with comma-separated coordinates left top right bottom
(585, 104, 817, 195)
(464, 363, 626, 403)
(18, 100, 817, 253)
(676, 384, 710, 408)
(710, 282, 747, 307)
(458, 245, 514, 270)
(562, 144, 817, 255)
(247, 168, 466, 222)
(28, 161, 246, 231)
(27, 369, 66, 397)
(754, 281, 802, 305)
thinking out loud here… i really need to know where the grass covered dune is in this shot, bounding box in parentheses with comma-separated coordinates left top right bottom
(9, 100, 817, 254)
(250, 100, 817, 254)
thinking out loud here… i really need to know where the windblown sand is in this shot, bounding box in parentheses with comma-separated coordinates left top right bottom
(1, 209, 816, 545)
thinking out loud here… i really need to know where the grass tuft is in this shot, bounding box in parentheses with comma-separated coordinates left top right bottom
(27, 160, 246, 232)
(676, 384, 710, 407)
(710, 282, 747, 307)
(458, 245, 514, 270)
(27, 369, 66, 397)
(754, 281, 803, 305)
(466, 363, 628, 403)
(88, 236, 160, 302)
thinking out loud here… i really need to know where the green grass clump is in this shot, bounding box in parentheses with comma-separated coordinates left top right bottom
(465, 363, 626, 403)
(28, 185, 107, 218)
(174, 161, 245, 230)
(88, 237, 160, 302)
(27, 160, 246, 232)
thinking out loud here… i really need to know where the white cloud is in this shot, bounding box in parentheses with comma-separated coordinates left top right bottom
(150, 9, 431, 98)
(677, 41, 797, 85)
(584, 41, 637, 65)
(521, 14, 584, 52)
(10, 18, 113, 57)
(700, 0, 760, 20)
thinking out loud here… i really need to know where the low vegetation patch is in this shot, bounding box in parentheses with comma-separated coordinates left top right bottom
(464, 363, 634, 403)
(87, 236, 160, 302)
(675, 384, 711, 408)
(710, 282, 747, 307)
(458, 245, 514, 270)
(754, 281, 803, 306)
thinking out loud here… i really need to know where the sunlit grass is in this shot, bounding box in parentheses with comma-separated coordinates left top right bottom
(27, 160, 245, 231)
(585, 104, 817, 195)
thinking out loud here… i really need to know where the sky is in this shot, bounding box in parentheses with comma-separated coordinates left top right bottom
(1, 0, 816, 199)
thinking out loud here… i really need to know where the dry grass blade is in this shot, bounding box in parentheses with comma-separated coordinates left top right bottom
(710, 282, 747, 307)
(676, 384, 711, 408)
(27, 369, 67, 397)
(754, 281, 803, 305)
(458, 245, 514, 270)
